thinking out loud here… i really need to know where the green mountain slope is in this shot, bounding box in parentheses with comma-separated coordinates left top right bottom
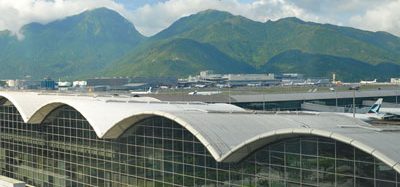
(109, 9, 400, 80)
(153, 10, 267, 66)
(0, 8, 145, 79)
(262, 50, 400, 81)
(151, 10, 400, 68)
(258, 18, 400, 66)
(127, 10, 394, 72)
(105, 38, 255, 77)
(2, 8, 400, 81)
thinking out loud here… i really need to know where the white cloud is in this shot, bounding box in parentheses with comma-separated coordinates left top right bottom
(349, 1, 400, 36)
(128, 0, 400, 37)
(0, 0, 127, 39)
(1, 0, 399, 39)
(130, 0, 324, 36)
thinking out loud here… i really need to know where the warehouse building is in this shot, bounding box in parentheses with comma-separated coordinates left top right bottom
(0, 91, 400, 186)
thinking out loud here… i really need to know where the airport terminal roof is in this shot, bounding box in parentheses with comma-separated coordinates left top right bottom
(231, 89, 400, 103)
(149, 89, 400, 103)
(1, 91, 400, 173)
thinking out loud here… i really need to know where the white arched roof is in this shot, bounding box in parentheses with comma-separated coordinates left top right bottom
(0, 91, 244, 138)
(2, 91, 400, 174)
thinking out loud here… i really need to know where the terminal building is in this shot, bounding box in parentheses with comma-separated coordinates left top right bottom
(0, 91, 400, 186)
(180, 71, 279, 87)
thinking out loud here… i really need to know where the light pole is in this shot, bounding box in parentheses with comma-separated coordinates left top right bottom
(263, 92, 266, 111)
(330, 87, 338, 112)
(352, 88, 356, 118)
(335, 89, 338, 112)
(228, 80, 231, 105)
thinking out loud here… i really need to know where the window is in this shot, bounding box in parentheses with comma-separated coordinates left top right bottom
(0, 103, 398, 187)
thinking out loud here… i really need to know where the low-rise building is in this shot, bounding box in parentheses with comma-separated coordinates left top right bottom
(391, 78, 400, 84)
(180, 70, 279, 87)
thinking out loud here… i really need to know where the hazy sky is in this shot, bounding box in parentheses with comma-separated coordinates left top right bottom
(0, 0, 399, 38)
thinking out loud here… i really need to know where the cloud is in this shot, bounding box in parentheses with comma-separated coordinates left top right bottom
(1, 0, 399, 39)
(130, 0, 323, 36)
(0, 0, 127, 39)
(349, 1, 400, 36)
(285, 0, 396, 26)
(128, 0, 400, 37)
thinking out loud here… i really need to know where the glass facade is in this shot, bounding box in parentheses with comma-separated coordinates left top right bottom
(0, 102, 399, 187)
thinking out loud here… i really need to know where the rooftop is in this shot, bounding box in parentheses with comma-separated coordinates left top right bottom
(1, 91, 400, 174)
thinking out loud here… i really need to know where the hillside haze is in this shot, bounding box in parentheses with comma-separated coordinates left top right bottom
(0, 8, 145, 79)
(108, 9, 400, 81)
(1, 8, 400, 81)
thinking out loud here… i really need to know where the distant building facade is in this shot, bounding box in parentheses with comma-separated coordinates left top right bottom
(86, 77, 177, 91)
(391, 78, 400, 84)
(86, 78, 130, 87)
(72, 81, 87, 88)
(40, 78, 56, 90)
(180, 70, 279, 87)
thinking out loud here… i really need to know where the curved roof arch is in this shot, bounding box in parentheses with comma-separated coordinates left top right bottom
(0, 92, 37, 122)
(102, 111, 400, 174)
(221, 128, 400, 172)
(2, 91, 400, 174)
(0, 91, 244, 138)
(28, 102, 66, 123)
(104, 111, 225, 160)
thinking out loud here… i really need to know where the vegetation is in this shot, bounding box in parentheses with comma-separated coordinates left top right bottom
(1, 8, 400, 81)
(108, 10, 400, 81)
(104, 38, 255, 77)
(0, 8, 145, 79)
(262, 50, 400, 81)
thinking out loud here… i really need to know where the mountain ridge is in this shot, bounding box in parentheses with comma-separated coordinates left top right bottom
(0, 8, 145, 79)
(1, 8, 400, 81)
(107, 9, 400, 81)
(262, 50, 400, 81)
(104, 38, 255, 77)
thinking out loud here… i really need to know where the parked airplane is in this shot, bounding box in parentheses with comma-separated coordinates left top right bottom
(337, 98, 398, 121)
(360, 79, 377, 84)
(130, 87, 152, 96)
(216, 84, 230, 88)
(194, 84, 207, 88)
(380, 107, 400, 120)
(188, 90, 222, 95)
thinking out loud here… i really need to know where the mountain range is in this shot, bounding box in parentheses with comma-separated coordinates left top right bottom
(0, 8, 144, 79)
(1, 8, 400, 81)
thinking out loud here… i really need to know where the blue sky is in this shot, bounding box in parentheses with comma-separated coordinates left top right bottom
(116, 0, 256, 9)
(0, 0, 399, 38)
(115, 0, 164, 9)
(116, 0, 400, 36)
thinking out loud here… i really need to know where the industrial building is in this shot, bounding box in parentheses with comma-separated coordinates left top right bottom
(0, 91, 400, 186)
(86, 77, 177, 91)
(151, 89, 400, 111)
(391, 78, 400, 85)
(180, 71, 279, 87)
(179, 71, 331, 88)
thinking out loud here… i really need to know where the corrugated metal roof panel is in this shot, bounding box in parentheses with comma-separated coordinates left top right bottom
(2, 91, 400, 174)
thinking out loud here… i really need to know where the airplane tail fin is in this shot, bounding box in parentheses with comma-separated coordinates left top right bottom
(367, 98, 383, 114)
(147, 87, 152, 93)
